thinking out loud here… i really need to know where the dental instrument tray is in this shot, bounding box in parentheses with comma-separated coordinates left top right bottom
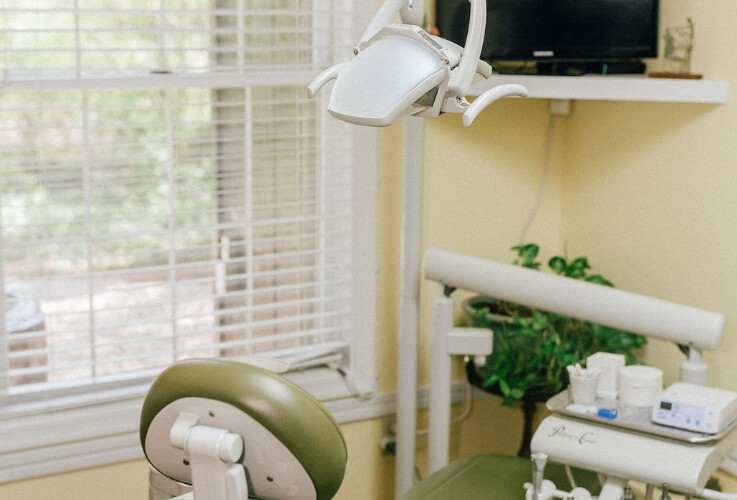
(546, 391, 737, 444)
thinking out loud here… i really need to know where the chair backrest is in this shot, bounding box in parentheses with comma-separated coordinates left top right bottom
(140, 359, 347, 500)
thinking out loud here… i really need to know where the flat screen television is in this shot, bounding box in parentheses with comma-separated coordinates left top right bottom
(435, 0, 659, 74)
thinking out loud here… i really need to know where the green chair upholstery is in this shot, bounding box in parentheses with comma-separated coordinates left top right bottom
(400, 454, 601, 500)
(140, 359, 347, 500)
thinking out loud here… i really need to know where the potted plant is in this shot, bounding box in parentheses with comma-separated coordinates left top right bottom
(463, 243, 647, 456)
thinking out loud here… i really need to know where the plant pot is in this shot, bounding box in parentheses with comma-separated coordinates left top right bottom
(462, 295, 560, 458)
(461, 295, 513, 325)
(462, 295, 564, 397)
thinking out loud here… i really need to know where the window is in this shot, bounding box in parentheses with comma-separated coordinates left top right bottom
(0, 1, 376, 480)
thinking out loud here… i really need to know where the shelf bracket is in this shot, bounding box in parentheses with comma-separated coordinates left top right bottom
(550, 99, 571, 115)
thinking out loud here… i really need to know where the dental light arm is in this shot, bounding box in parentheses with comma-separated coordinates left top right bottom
(446, 0, 485, 96)
(399, 0, 423, 28)
(359, 0, 414, 46)
(308, 0, 528, 127)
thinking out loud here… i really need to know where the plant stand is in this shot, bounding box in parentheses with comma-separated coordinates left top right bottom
(466, 360, 550, 458)
(518, 398, 537, 458)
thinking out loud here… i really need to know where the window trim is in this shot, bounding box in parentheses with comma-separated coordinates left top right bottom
(0, 1, 379, 482)
(0, 114, 377, 483)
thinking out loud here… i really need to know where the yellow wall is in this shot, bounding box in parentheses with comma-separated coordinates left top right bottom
(560, 0, 737, 391)
(3, 1, 737, 498)
(0, 460, 150, 500)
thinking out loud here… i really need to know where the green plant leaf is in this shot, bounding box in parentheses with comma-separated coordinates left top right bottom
(512, 244, 540, 269)
(585, 274, 614, 287)
(509, 387, 525, 400)
(548, 256, 567, 275)
(519, 324, 537, 338)
(566, 257, 590, 278)
(590, 323, 609, 340)
(531, 310, 548, 331)
(540, 341, 555, 357)
(482, 373, 500, 388)
(466, 243, 648, 408)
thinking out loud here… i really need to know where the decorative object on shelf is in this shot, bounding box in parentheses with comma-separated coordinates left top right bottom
(649, 18, 701, 79)
(463, 243, 647, 456)
(664, 17, 695, 74)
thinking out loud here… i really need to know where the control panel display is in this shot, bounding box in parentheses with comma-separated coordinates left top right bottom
(652, 383, 737, 434)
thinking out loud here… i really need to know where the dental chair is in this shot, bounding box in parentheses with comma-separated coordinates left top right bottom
(139, 359, 346, 500)
(139, 248, 734, 499)
(138, 359, 596, 500)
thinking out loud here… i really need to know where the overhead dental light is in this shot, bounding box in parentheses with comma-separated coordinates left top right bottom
(307, 0, 528, 127)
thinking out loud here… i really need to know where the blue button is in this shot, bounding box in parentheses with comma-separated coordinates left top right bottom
(597, 408, 618, 420)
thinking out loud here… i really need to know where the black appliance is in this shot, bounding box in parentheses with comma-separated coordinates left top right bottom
(435, 0, 659, 75)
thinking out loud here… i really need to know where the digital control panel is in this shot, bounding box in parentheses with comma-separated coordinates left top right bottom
(652, 382, 737, 434)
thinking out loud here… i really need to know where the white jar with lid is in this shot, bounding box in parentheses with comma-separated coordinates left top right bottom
(619, 365, 663, 407)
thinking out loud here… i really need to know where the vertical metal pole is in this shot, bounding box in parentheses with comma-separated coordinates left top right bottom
(394, 4, 426, 497)
(427, 285, 453, 474)
(395, 115, 425, 497)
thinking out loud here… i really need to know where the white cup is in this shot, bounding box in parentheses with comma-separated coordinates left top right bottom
(568, 366, 601, 405)
(587, 352, 625, 401)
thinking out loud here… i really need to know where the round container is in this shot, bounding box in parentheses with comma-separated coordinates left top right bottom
(618, 365, 663, 407)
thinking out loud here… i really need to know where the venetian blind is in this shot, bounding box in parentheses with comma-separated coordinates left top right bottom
(0, 0, 375, 480)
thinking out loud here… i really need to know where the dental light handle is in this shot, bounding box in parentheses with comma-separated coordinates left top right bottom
(463, 84, 529, 127)
(306, 63, 346, 98)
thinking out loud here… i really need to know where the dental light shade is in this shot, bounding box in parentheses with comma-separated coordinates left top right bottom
(423, 248, 724, 351)
(320, 29, 449, 128)
(307, 0, 528, 127)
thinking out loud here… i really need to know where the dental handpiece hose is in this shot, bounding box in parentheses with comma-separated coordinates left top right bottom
(698, 489, 737, 500)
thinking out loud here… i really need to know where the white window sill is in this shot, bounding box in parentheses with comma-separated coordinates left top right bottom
(0, 375, 470, 483)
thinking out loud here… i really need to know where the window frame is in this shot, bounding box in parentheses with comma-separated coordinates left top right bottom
(0, 1, 378, 482)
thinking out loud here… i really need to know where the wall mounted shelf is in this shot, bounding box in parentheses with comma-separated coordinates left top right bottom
(470, 74, 729, 104)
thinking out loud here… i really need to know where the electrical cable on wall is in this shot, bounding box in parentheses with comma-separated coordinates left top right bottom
(518, 114, 557, 245)
(415, 381, 476, 438)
